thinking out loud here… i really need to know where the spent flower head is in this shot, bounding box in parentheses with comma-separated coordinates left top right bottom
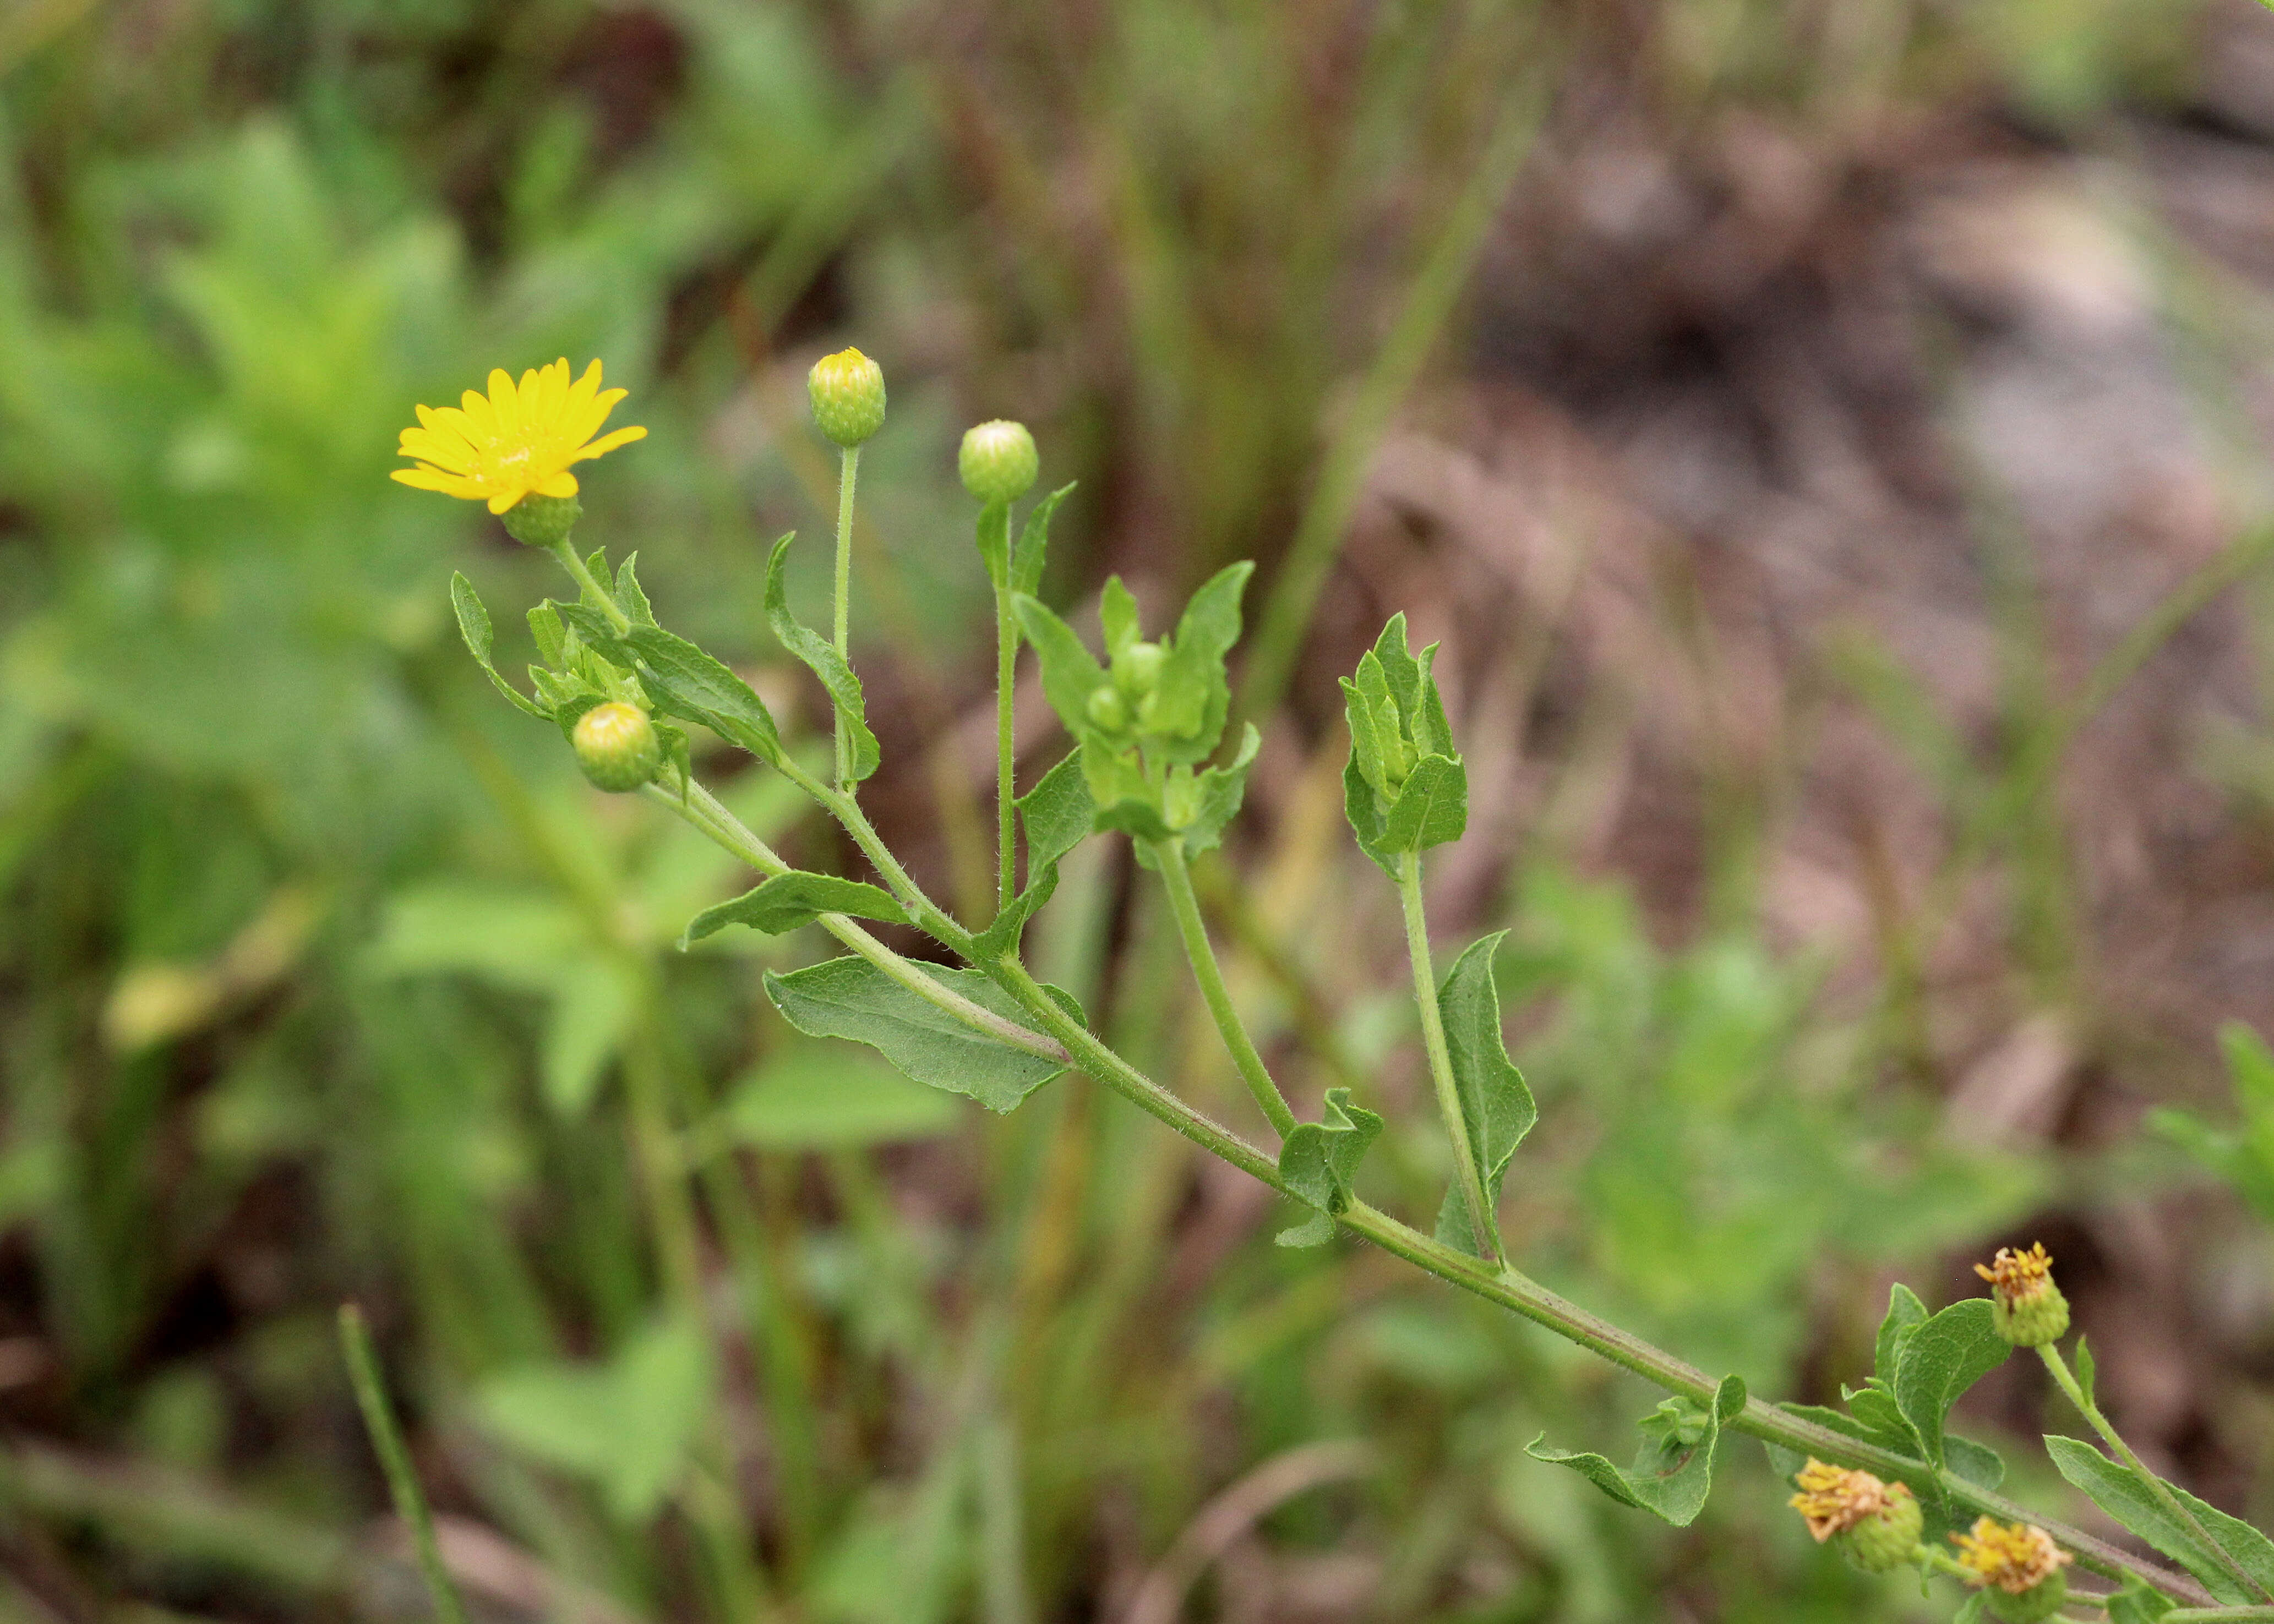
(809, 347, 886, 447)
(1951, 1518, 2072, 1621)
(394, 359, 645, 517)
(1976, 1243, 2070, 1347)
(1788, 1461, 1921, 1573)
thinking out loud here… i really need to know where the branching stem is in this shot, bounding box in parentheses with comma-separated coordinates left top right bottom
(2039, 1342, 2272, 1604)
(1150, 838, 1297, 1139)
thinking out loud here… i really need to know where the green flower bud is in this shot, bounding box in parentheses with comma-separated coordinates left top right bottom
(572, 701, 662, 792)
(1840, 1485, 1922, 1574)
(809, 347, 886, 447)
(500, 491, 582, 548)
(959, 420, 1039, 504)
(1086, 685, 1129, 731)
(1114, 641, 1166, 697)
(1976, 1244, 2070, 1348)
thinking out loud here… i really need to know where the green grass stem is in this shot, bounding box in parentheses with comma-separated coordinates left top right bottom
(336, 1305, 470, 1624)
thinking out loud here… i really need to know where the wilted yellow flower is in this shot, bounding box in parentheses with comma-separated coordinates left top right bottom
(1976, 1243, 2070, 1346)
(1975, 1244, 2055, 1305)
(1790, 1460, 1900, 1543)
(394, 359, 646, 515)
(1951, 1518, 2071, 1594)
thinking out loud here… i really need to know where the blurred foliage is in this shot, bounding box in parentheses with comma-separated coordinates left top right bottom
(0, 0, 2240, 1620)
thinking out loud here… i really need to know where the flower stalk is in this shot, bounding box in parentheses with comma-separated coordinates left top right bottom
(1396, 849, 1500, 1265)
(1150, 836, 1297, 1139)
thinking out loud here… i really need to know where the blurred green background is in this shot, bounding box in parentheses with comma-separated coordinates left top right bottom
(5, 0, 2274, 1618)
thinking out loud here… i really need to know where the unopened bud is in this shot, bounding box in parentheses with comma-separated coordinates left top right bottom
(1976, 1244, 2070, 1348)
(1114, 641, 1166, 697)
(500, 491, 582, 548)
(959, 420, 1039, 504)
(1086, 686, 1129, 731)
(572, 702, 662, 792)
(809, 348, 886, 447)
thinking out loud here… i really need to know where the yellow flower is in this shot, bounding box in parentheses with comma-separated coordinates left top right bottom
(1975, 1243, 2056, 1306)
(1789, 1460, 1902, 1543)
(394, 359, 646, 515)
(1951, 1518, 2072, 1594)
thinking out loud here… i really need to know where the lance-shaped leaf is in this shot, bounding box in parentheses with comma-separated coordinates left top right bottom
(974, 751, 1098, 957)
(451, 573, 549, 718)
(528, 600, 568, 668)
(1383, 754, 1468, 854)
(764, 956, 1079, 1114)
(1430, 932, 1536, 1256)
(2045, 1435, 2274, 1605)
(1275, 1087, 1383, 1248)
(614, 553, 657, 628)
(682, 873, 907, 945)
(1013, 595, 1107, 741)
(1892, 1298, 2009, 1472)
(560, 607, 786, 768)
(1368, 614, 1457, 759)
(1010, 483, 1075, 596)
(1527, 1376, 1747, 1527)
(1177, 723, 1260, 860)
(1099, 577, 1143, 661)
(975, 498, 1012, 588)
(1149, 561, 1251, 764)
(765, 535, 880, 781)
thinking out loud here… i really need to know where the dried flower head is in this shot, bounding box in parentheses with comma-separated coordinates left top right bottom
(1976, 1244, 2071, 1347)
(1790, 1461, 1901, 1543)
(1952, 1518, 2073, 1594)
(394, 359, 645, 516)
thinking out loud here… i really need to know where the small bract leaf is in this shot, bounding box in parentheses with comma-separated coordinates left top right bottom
(1013, 594, 1107, 742)
(1526, 1375, 1746, 1527)
(765, 535, 879, 781)
(1431, 931, 1535, 1257)
(1381, 753, 1468, 855)
(975, 497, 1012, 588)
(1180, 723, 1260, 859)
(683, 873, 906, 945)
(1011, 483, 1075, 596)
(2074, 1334, 2097, 1412)
(615, 553, 656, 628)
(1275, 1086, 1383, 1247)
(764, 956, 1073, 1113)
(2106, 1574, 2178, 1624)
(450, 572, 549, 719)
(1874, 1283, 1930, 1385)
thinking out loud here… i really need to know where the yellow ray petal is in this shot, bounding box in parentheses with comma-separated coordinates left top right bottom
(534, 471, 580, 497)
(568, 424, 648, 464)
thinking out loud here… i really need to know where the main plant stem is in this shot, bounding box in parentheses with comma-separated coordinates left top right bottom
(1150, 838, 1297, 1139)
(995, 584, 1020, 917)
(337, 1305, 471, 1624)
(1396, 849, 1500, 1264)
(2039, 1343, 2271, 1604)
(833, 445, 860, 790)
(649, 767, 2211, 1608)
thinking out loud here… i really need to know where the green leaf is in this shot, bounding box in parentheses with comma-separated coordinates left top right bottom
(1082, 736, 1174, 843)
(1099, 577, 1142, 659)
(2074, 1335, 2096, 1412)
(1343, 752, 1394, 876)
(1382, 753, 1468, 855)
(2044, 1434, 2274, 1605)
(2106, 1573, 2177, 1624)
(477, 1318, 711, 1523)
(683, 873, 907, 944)
(1149, 561, 1251, 764)
(1844, 1384, 1927, 1458)
(1013, 594, 1107, 742)
(975, 497, 1012, 587)
(1526, 1375, 1746, 1527)
(528, 601, 567, 668)
(974, 751, 1095, 957)
(1010, 483, 1075, 596)
(1430, 931, 1536, 1257)
(625, 625, 785, 767)
(1368, 615, 1457, 760)
(1944, 1435, 2005, 1492)
(450, 573, 549, 719)
(763, 956, 1075, 1113)
(1875, 1283, 1930, 1385)
(1179, 722, 1259, 859)
(723, 1045, 959, 1149)
(1893, 1298, 2009, 1470)
(1953, 1595, 1989, 1624)
(765, 535, 879, 781)
(1275, 1086, 1383, 1247)
(615, 553, 656, 627)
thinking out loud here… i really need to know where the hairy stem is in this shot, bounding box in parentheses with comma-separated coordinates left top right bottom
(2039, 1343, 2270, 1604)
(833, 445, 861, 790)
(1395, 849, 1500, 1264)
(336, 1305, 470, 1624)
(996, 586, 1019, 918)
(650, 773, 2212, 1608)
(1149, 838, 1296, 1139)
(549, 538, 631, 636)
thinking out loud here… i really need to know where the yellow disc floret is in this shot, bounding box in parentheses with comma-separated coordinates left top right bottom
(1952, 1518, 2073, 1622)
(393, 358, 647, 515)
(1976, 1243, 2071, 1347)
